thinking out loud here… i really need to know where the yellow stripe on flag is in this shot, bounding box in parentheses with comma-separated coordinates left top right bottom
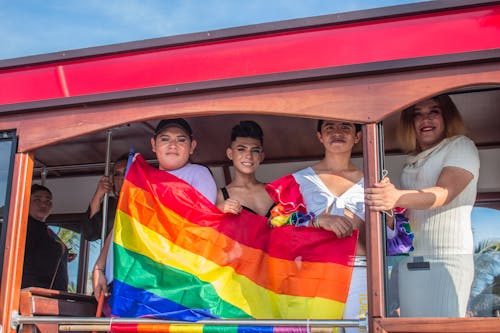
(115, 210, 345, 319)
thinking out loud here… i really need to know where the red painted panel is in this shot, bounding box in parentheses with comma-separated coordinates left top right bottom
(1, 5, 499, 106)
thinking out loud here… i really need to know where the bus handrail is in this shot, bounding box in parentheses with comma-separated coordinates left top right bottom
(11, 313, 367, 331)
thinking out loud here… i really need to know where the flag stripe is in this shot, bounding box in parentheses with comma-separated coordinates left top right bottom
(110, 323, 315, 333)
(112, 280, 225, 321)
(114, 217, 346, 318)
(113, 247, 249, 319)
(112, 156, 356, 320)
(115, 203, 352, 301)
(122, 162, 357, 265)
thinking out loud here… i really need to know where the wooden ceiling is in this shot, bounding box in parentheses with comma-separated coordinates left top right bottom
(32, 87, 500, 179)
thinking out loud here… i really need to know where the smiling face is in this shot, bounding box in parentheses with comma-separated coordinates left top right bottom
(227, 137, 264, 174)
(413, 98, 446, 151)
(151, 126, 197, 171)
(29, 190, 53, 222)
(317, 120, 361, 154)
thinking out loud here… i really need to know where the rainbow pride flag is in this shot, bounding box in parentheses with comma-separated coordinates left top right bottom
(110, 323, 332, 332)
(111, 155, 357, 321)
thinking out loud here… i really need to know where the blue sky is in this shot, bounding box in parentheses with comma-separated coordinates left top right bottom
(1, 0, 424, 60)
(472, 207, 500, 249)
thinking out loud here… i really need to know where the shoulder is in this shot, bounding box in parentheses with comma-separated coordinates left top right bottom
(218, 186, 229, 199)
(444, 135, 479, 159)
(293, 166, 314, 178)
(442, 135, 479, 172)
(446, 135, 477, 150)
(186, 164, 217, 201)
(185, 163, 213, 176)
(189, 164, 216, 187)
(184, 163, 208, 171)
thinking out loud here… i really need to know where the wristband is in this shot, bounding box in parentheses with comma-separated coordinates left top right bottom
(312, 214, 321, 228)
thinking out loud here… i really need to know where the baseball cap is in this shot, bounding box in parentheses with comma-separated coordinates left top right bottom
(154, 118, 193, 138)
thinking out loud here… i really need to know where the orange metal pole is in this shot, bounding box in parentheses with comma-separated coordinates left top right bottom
(0, 152, 34, 333)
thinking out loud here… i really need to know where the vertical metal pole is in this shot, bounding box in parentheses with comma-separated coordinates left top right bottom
(40, 167, 48, 186)
(100, 130, 112, 248)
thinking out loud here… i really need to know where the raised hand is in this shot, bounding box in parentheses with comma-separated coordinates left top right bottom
(365, 177, 400, 212)
(95, 176, 113, 199)
(222, 198, 243, 215)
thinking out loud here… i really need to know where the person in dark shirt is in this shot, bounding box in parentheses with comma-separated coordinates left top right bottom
(22, 184, 68, 291)
(82, 154, 128, 241)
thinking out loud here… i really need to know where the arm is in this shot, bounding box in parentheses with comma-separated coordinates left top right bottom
(193, 166, 218, 204)
(365, 166, 474, 212)
(82, 208, 103, 241)
(83, 176, 114, 241)
(92, 233, 112, 300)
(89, 176, 113, 218)
(315, 208, 359, 238)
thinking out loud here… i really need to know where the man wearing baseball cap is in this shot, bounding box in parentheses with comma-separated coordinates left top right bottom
(151, 117, 217, 203)
(92, 117, 217, 302)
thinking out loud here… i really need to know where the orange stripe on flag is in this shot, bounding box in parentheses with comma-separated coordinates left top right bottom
(118, 187, 352, 302)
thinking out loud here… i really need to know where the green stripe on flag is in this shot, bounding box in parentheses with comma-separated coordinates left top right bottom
(114, 244, 252, 319)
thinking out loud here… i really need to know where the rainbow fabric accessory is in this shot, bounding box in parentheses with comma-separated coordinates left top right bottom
(386, 207, 414, 256)
(266, 174, 313, 228)
(110, 322, 330, 332)
(111, 155, 357, 321)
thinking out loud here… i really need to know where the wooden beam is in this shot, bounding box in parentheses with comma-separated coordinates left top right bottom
(376, 317, 500, 333)
(0, 62, 498, 153)
(363, 123, 386, 329)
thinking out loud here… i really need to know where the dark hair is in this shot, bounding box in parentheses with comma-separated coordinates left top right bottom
(317, 120, 362, 133)
(115, 153, 130, 164)
(154, 118, 193, 139)
(230, 120, 264, 145)
(31, 184, 52, 197)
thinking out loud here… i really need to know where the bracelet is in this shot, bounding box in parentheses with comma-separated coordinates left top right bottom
(94, 267, 105, 272)
(304, 212, 315, 228)
(312, 214, 321, 228)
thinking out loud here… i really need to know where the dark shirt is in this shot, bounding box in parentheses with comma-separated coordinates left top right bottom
(22, 216, 68, 291)
(82, 197, 117, 241)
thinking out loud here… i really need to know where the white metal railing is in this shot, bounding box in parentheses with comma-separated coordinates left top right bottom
(12, 313, 367, 332)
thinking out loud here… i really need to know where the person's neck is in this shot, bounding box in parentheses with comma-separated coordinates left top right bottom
(230, 171, 260, 187)
(319, 151, 355, 173)
(30, 215, 47, 223)
(163, 163, 190, 172)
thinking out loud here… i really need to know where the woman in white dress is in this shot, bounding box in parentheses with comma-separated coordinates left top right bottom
(365, 95, 480, 317)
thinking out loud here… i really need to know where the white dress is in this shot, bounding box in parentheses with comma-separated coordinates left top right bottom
(397, 135, 479, 317)
(293, 167, 366, 332)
